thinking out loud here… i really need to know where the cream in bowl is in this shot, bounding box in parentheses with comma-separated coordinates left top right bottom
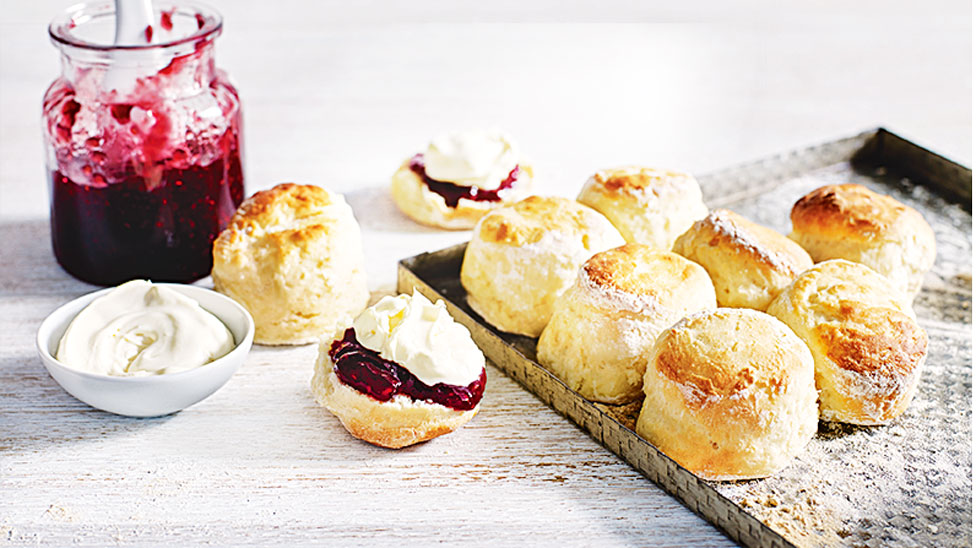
(36, 281, 254, 417)
(57, 280, 235, 376)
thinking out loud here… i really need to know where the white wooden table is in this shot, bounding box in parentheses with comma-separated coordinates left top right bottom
(1, 1, 970, 545)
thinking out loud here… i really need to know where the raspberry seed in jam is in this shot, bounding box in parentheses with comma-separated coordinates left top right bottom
(409, 154, 519, 208)
(330, 328, 486, 411)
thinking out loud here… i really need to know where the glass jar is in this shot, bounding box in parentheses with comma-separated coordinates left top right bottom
(43, 1, 244, 285)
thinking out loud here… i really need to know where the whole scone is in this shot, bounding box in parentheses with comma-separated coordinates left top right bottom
(672, 209, 813, 310)
(766, 259, 927, 425)
(212, 183, 369, 345)
(311, 292, 486, 449)
(391, 129, 534, 230)
(460, 196, 625, 337)
(635, 308, 818, 481)
(537, 244, 716, 404)
(789, 183, 936, 298)
(577, 166, 708, 250)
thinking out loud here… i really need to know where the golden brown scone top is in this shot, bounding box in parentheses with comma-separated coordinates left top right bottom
(590, 166, 695, 195)
(215, 183, 338, 249)
(652, 309, 801, 411)
(817, 307, 926, 376)
(228, 183, 336, 229)
(780, 259, 927, 377)
(680, 209, 812, 276)
(582, 244, 705, 297)
(790, 183, 928, 241)
(477, 195, 609, 246)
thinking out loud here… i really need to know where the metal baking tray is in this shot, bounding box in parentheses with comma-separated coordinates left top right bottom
(397, 128, 972, 548)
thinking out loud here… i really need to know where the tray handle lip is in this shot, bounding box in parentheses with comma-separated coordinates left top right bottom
(867, 126, 972, 210)
(398, 241, 469, 272)
(874, 125, 973, 172)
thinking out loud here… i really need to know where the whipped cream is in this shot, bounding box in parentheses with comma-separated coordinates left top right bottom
(57, 280, 235, 376)
(423, 129, 519, 190)
(351, 292, 485, 386)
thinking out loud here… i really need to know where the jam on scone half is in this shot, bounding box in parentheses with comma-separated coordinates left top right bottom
(311, 292, 487, 448)
(391, 129, 533, 230)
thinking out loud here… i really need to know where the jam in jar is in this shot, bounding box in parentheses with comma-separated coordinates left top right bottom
(43, 1, 244, 285)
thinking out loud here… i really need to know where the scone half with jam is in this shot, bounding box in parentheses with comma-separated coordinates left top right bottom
(311, 292, 486, 448)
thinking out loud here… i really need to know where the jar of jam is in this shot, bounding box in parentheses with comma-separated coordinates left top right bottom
(43, 1, 244, 285)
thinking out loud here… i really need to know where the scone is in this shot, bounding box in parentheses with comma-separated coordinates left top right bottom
(391, 129, 533, 229)
(766, 259, 927, 425)
(672, 209, 813, 310)
(577, 166, 708, 250)
(789, 183, 936, 298)
(635, 308, 818, 481)
(460, 196, 625, 337)
(537, 244, 716, 404)
(212, 183, 369, 345)
(311, 292, 486, 449)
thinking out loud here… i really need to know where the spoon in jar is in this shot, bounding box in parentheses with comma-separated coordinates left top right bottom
(103, 0, 155, 94)
(114, 0, 154, 45)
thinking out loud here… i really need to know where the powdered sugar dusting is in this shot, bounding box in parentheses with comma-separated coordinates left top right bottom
(701, 160, 972, 547)
(706, 209, 798, 273)
(578, 264, 662, 315)
(627, 160, 971, 546)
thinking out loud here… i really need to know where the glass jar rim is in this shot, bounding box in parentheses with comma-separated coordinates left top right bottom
(49, 0, 223, 52)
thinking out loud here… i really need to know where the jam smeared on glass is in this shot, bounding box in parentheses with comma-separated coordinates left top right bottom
(330, 328, 486, 411)
(409, 153, 519, 208)
(160, 9, 175, 31)
(42, 12, 245, 286)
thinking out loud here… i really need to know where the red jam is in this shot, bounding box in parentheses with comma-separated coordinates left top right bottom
(409, 154, 519, 208)
(43, 7, 244, 285)
(330, 328, 486, 411)
(49, 140, 243, 284)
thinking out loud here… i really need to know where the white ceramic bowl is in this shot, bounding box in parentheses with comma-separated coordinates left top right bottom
(36, 283, 254, 418)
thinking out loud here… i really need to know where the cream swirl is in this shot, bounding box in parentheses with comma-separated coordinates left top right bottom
(351, 291, 485, 386)
(56, 280, 235, 376)
(423, 129, 519, 190)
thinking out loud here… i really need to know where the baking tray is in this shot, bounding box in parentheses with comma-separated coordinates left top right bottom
(397, 128, 972, 548)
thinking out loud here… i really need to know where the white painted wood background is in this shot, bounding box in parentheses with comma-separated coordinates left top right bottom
(0, 1, 970, 546)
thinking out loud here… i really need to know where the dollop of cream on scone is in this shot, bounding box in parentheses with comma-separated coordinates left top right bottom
(352, 292, 485, 387)
(424, 129, 519, 190)
(390, 129, 533, 229)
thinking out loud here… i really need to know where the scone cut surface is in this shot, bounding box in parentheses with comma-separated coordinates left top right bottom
(672, 208, 813, 310)
(537, 243, 716, 404)
(460, 196, 625, 337)
(789, 183, 936, 297)
(635, 308, 818, 481)
(766, 259, 927, 425)
(577, 166, 708, 250)
(212, 183, 369, 345)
